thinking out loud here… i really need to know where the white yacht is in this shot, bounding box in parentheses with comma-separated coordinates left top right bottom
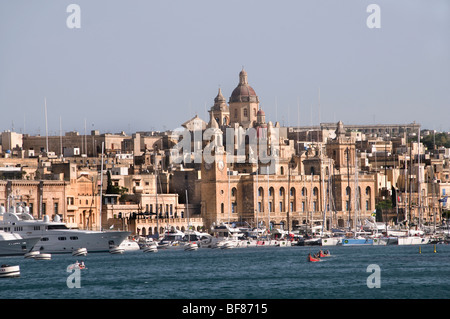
(0, 230, 40, 257)
(0, 204, 130, 254)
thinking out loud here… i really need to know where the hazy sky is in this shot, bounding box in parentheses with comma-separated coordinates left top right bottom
(0, 0, 449, 136)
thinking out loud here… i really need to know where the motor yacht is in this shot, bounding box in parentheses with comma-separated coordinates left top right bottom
(0, 202, 130, 254)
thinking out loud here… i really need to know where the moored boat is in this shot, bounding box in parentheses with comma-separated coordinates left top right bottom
(72, 247, 88, 256)
(0, 264, 20, 278)
(109, 246, 125, 254)
(184, 242, 199, 251)
(34, 253, 52, 260)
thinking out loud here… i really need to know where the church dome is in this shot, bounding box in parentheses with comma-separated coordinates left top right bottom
(229, 69, 259, 103)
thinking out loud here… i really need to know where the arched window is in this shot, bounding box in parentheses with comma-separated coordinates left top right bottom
(302, 187, 307, 197)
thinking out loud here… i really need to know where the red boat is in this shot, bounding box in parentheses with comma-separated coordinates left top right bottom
(307, 253, 320, 262)
(319, 250, 331, 258)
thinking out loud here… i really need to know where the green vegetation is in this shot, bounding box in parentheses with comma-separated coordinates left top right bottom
(106, 170, 128, 200)
(410, 132, 450, 149)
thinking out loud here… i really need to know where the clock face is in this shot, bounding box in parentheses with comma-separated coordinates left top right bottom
(218, 160, 224, 171)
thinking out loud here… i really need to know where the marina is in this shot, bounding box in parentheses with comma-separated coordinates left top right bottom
(1, 243, 450, 299)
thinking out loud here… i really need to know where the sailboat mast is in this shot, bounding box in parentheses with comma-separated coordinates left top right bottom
(99, 142, 104, 230)
(418, 127, 422, 229)
(44, 97, 49, 154)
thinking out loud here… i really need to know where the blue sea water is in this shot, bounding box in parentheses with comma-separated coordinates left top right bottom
(1, 244, 450, 299)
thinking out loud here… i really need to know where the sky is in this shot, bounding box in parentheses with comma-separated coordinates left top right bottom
(0, 0, 449, 136)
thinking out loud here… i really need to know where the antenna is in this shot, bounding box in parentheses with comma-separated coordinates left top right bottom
(60, 116, 63, 157)
(44, 97, 49, 154)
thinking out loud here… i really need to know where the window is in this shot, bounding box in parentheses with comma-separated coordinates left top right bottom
(243, 108, 248, 117)
(269, 202, 273, 212)
(58, 237, 67, 241)
(70, 236, 79, 240)
(221, 203, 224, 214)
(232, 202, 237, 213)
(279, 201, 283, 212)
(40, 237, 49, 242)
(54, 203, 59, 215)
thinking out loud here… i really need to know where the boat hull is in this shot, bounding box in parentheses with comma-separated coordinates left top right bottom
(397, 236, 429, 245)
(29, 230, 131, 254)
(320, 238, 341, 246)
(0, 265, 20, 278)
(341, 238, 374, 246)
(0, 237, 40, 257)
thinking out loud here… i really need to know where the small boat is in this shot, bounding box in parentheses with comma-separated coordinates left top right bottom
(142, 244, 158, 253)
(0, 264, 20, 278)
(34, 253, 52, 260)
(184, 242, 199, 251)
(72, 248, 88, 256)
(319, 250, 331, 257)
(220, 240, 237, 249)
(109, 246, 125, 254)
(307, 253, 320, 262)
(24, 251, 40, 259)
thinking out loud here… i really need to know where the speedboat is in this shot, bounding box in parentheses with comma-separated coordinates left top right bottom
(72, 248, 88, 256)
(0, 264, 20, 278)
(0, 202, 130, 254)
(142, 244, 158, 253)
(0, 230, 40, 257)
(118, 238, 140, 251)
(184, 242, 199, 251)
(109, 246, 125, 254)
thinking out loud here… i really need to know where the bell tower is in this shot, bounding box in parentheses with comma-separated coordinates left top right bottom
(209, 88, 230, 127)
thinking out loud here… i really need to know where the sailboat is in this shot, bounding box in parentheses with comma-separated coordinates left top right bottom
(184, 190, 198, 251)
(398, 130, 430, 245)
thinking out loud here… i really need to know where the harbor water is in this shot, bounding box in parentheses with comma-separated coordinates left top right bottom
(1, 244, 450, 299)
